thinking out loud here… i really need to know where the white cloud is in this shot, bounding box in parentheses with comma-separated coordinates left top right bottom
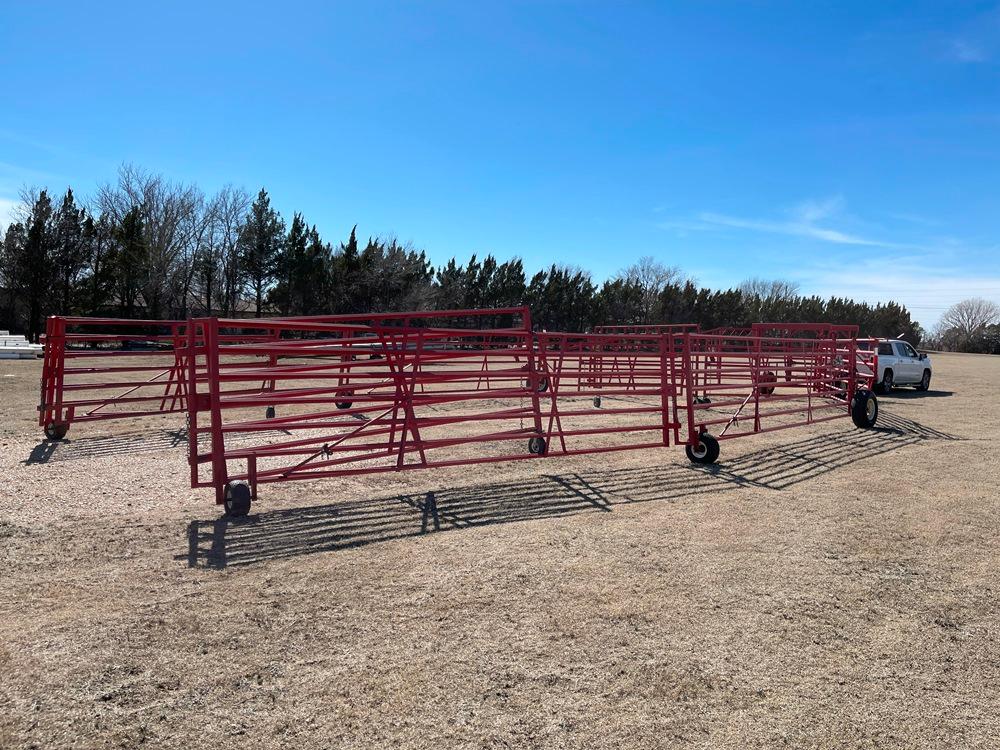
(790, 258, 1000, 328)
(694, 209, 901, 248)
(950, 38, 988, 62)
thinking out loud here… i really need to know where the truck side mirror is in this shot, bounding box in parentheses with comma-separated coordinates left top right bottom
(919, 353, 926, 360)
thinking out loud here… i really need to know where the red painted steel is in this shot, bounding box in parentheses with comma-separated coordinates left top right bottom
(38, 310, 879, 516)
(39, 309, 529, 439)
(183, 315, 876, 510)
(38, 316, 194, 439)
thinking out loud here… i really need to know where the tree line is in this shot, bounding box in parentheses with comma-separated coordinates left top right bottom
(2, 165, 926, 344)
(924, 297, 1000, 354)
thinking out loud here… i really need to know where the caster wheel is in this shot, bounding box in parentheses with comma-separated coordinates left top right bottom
(265, 406, 276, 419)
(223, 482, 252, 517)
(44, 422, 69, 440)
(685, 434, 720, 464)
(528, 436, 547, 455)
(851, 389, 878, 429)
(759, 371, 777, 396)
(525, 376, 550, 393)
(593, 396, 602, 408)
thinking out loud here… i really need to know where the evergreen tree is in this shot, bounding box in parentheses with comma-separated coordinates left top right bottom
(14, 191, 57, 341)
(112, 206, 148, 318)
(238, 189, 285, 316)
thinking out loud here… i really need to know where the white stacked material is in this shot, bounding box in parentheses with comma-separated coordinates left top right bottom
(0, 333, 44, 359)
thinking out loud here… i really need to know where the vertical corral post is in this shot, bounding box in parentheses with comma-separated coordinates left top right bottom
(681, 332, 697, 445)
(752, 332, 762, 433)
(658, 333, 671, 446)
(39, 316, 67, 430)
(185, 319, 201, 489)
(523, 308, 545, 442)
(38, 316, 57, 428)
(846, 332, 858, 409)
(202, 317, 229, 505)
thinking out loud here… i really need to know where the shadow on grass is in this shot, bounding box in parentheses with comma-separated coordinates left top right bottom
(24, 426, 295, 464)
(881, 389, 954, 399)
(25, 428, 189, 464)
(184, 411, 957, 569)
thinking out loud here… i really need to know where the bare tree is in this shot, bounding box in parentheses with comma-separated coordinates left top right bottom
(619, 256, 683, 322)
(195, 185, 250, 315)
(938, 297, 1000, 338)
(96, 164, 203, 318)
(738, 277, 801, 300)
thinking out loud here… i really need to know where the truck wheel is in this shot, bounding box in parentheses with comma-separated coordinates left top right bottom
(685, 433, 720, 464)
(851, 389, 878, 428)
(877, 369, 893, 394)
(915, 370, 931, 392)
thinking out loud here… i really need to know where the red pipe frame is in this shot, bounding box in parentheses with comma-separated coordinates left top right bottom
(38, 310, 878, 508)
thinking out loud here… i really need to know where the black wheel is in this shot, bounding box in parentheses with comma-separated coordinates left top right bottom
(851, 389, 878, 429)
(877, 369, 893, 394)
(915, 370, 931, 392)
(524, 376, 549, 393)
(593, 396, 602, 408)
(223, 482, 252, 517)
(265, 406, 276, 419)
(685, 433, 720, 464)
(528, 436, 547, 455)
(759, 370, 777, 396)
(44, 421, 69, 440)
(336, 389, 354, 410)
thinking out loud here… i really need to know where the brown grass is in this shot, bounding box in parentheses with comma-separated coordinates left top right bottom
(1, 352, 998, 749)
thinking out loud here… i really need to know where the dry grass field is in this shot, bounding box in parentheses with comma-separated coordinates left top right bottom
(1, 351, 998, 749)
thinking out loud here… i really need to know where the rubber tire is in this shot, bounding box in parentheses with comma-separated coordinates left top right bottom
(223, 482, 252, 517)
(685, 434, 720, 465)
(336, 389, 355, 410)
(524, 375, 549, 393)
(528, 436, 547, 455)
(759, 370, 777, 396)
(877, 369, 893, 394)
(44, 422, 69, 440)
(915, 370, 931, 392)
(265, 406, 276, 419)
(593, 396, 602, 408)
(851, 389, 879, 429)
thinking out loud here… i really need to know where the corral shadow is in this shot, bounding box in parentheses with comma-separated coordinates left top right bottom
(693, 411, 961, 491)
(25, 428, 189, 464)
(185, 411, 955, 569)
(24, 426, 295, 464)
(184, 462, 731, 569)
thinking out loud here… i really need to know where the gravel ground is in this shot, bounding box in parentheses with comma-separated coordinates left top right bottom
(1, 352, 998, 749)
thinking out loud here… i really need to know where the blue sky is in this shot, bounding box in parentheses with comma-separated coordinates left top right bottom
(2, 1, 999, 327)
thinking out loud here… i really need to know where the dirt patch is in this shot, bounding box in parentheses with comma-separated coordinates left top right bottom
(1, 353, 998, 748)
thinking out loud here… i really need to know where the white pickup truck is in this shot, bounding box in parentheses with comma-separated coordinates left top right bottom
(871, 339, 932, 392)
